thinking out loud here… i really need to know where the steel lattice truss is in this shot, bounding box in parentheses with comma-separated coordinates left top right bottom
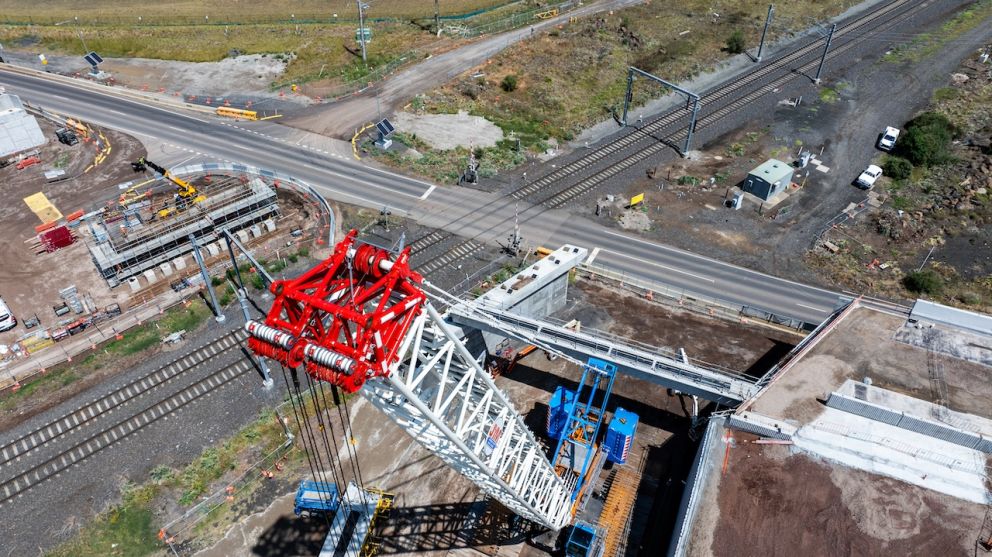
(362, 303, 573, 530)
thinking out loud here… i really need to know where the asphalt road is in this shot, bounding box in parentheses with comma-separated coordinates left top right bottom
(0, 66, 845, 324)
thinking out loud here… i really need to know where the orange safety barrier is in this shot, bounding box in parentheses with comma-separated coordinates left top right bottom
(34, 221, 58, 234)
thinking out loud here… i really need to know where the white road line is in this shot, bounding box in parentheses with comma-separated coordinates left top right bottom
(602, 249, 716, 283)
(420, 185, 437, 200)
(796, 302, 830, 313)
(598, 229, 839, 297)
(585, 247, 601, 265)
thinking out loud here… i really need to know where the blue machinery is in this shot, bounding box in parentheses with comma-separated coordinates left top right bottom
(552, 358, 618, 508)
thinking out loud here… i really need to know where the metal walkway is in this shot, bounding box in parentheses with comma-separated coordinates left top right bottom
(448, 303, 761, 405)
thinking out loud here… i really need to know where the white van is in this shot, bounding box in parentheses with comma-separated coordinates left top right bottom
(0, 298, 16, 332)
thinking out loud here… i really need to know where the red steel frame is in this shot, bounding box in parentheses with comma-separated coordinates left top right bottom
(247, 230, 425, 392)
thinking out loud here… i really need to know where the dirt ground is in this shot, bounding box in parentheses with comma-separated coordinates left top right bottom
(391, 110, 504, 150)
(561, 279, 798, 376)
(751, 306, 992, 423)
(692, 433, 987, 557)
(0, 119, 146, 348)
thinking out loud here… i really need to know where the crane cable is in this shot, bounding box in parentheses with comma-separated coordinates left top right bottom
(278, 363, 333, 527)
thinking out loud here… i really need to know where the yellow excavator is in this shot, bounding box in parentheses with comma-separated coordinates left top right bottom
(131, 158, 207, 218)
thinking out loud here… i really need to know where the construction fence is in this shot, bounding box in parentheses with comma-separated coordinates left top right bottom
(0, 288, 197, 391)
(159, 404, 296, 556)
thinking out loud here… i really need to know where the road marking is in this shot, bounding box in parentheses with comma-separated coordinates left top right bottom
(597, 229, 840, 297)
(602, 249, 716, 283)
(420, 185, 437, 200)
(796, 302, 830, 313)
(586, 247, 601, 265)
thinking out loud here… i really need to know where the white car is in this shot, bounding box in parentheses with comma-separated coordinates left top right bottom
(0, 298, 16, 332)
(856, 164, 883, 189)
(878, 126, 900, 151)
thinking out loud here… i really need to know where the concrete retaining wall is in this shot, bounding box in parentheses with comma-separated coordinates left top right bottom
(825, 392, 992, 453)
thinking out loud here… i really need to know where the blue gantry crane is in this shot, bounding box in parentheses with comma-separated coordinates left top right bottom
(552, 357, 618, 512)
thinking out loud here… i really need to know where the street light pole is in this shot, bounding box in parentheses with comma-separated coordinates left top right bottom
(814, 23, 836, 84)
(356, 0, 368, 65)
(435, 0, 441, 37)
(756, 5, 774, 63)
(73, 17, 90, 54)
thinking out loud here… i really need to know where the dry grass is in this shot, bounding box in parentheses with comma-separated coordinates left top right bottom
(0, 21, 433, 84)
(0, 0, 510, 24)
(417, 0, 861, 145)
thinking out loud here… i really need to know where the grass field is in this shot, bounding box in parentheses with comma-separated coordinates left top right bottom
(0, 0, 513, 24)
(378, 0, 861, 181)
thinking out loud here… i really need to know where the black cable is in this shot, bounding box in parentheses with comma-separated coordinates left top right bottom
(278, 363, 331, 527)
(337, 386, 368, 493)
(315, 379, 352, 498)
(286, 366, 334, 527)
(304, 372, 345, 493)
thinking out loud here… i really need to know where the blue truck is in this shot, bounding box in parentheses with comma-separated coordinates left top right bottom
(293, 480, 339, 518)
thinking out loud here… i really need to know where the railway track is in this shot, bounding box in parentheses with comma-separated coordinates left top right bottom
(0, 329, 248, 469)
(407, 0, 938, 277)
(0, 357, 256, 507)
(509, 0, 929, 208)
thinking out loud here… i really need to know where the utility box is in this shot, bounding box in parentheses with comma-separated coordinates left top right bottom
(604, 407, 639, 465)
(547, 386, 575, 440)
(743, 158, 793, 201)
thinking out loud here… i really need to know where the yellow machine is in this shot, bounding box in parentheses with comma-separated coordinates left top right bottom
(131, 158, 207, 218)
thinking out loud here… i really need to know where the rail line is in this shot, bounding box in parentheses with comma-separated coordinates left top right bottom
(0, 329, 248, 469)
(0, 358, 256, 507)
(407, 0, 935, 278)
(510, 0, 928, 207)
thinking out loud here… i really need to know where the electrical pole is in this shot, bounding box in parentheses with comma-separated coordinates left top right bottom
(814, 23, 836, 84)
(357, 0, 368, 65)
(435, 0, 441, 37)
(756, 5, 773, 63)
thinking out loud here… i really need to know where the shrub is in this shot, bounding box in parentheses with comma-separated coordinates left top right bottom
(726, 30, 746, 54)
(903, 269, 943, 295)
(883, 156, 913, 181)
(897, 111, 956, 167)
(957, 291, 981, 305)
(500, 74, 518, 92)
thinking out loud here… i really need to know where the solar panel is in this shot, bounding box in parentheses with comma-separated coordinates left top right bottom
(375, 118, 395, 137)
(89, 51, 103, 64)
(84, 52, 103, 66)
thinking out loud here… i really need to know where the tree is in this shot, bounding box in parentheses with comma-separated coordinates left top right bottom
(897, 111, 956, 167)
(903, 269, 943, 295)
(882, 156, 913, 181)
(500, 74, 518, 92)
(726, 30, 746, 54)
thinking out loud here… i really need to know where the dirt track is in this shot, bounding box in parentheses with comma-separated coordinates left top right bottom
(282, 0, 643, 138)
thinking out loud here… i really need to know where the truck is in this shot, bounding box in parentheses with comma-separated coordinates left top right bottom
(293, 480, 339, 518)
